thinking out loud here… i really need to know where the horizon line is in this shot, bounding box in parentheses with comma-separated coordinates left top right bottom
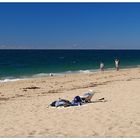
(0, 48, 140, 50)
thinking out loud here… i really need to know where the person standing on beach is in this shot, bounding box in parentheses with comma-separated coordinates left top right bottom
(115, 59, 120, 71)
(100, 62, 104, 71)
(50, 73, 53, 76)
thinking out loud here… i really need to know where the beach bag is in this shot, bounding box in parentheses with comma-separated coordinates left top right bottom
(74, 96, 82, 103)
(71, 96, 83, 106)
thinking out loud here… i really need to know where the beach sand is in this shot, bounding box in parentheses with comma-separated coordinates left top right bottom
(0, 68, 140, 137)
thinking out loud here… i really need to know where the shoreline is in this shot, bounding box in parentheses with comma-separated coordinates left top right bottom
(0, 66, 140, 83)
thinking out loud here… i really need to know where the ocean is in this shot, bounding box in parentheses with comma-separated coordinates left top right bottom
(0, 50, 140, 81)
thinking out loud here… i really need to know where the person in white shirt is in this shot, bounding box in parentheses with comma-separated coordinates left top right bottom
(100, 62, 104, 71)
(115, 59, 120, 71)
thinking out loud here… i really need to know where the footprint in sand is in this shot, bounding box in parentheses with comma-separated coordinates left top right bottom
(38, 128, 50, 135)
(108, 126, 113, 130)
(92, 131, 99, 136)
(28, 130, 37, 136)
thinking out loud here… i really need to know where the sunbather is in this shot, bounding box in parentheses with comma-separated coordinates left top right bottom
(50, 89, 95, 107)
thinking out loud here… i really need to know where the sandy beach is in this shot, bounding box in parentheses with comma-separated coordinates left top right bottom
(0, 68, 140, 137)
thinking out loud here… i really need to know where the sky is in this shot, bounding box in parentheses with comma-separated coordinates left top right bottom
(0, 3, 140, 49)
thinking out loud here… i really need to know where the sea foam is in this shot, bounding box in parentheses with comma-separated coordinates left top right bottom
(0, 78, 21, 83)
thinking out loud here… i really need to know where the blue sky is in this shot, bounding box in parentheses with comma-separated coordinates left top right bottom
(0, 3, 140, 49)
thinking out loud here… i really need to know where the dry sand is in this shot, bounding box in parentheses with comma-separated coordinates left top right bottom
(0, 68, 140, 137)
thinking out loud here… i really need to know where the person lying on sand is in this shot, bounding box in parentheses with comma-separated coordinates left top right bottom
(50, 89, 95, 107)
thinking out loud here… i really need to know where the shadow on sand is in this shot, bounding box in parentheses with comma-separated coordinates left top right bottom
(90, 98, 108, 103)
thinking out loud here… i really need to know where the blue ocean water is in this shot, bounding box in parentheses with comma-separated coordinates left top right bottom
(0, 50, 140, 81)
